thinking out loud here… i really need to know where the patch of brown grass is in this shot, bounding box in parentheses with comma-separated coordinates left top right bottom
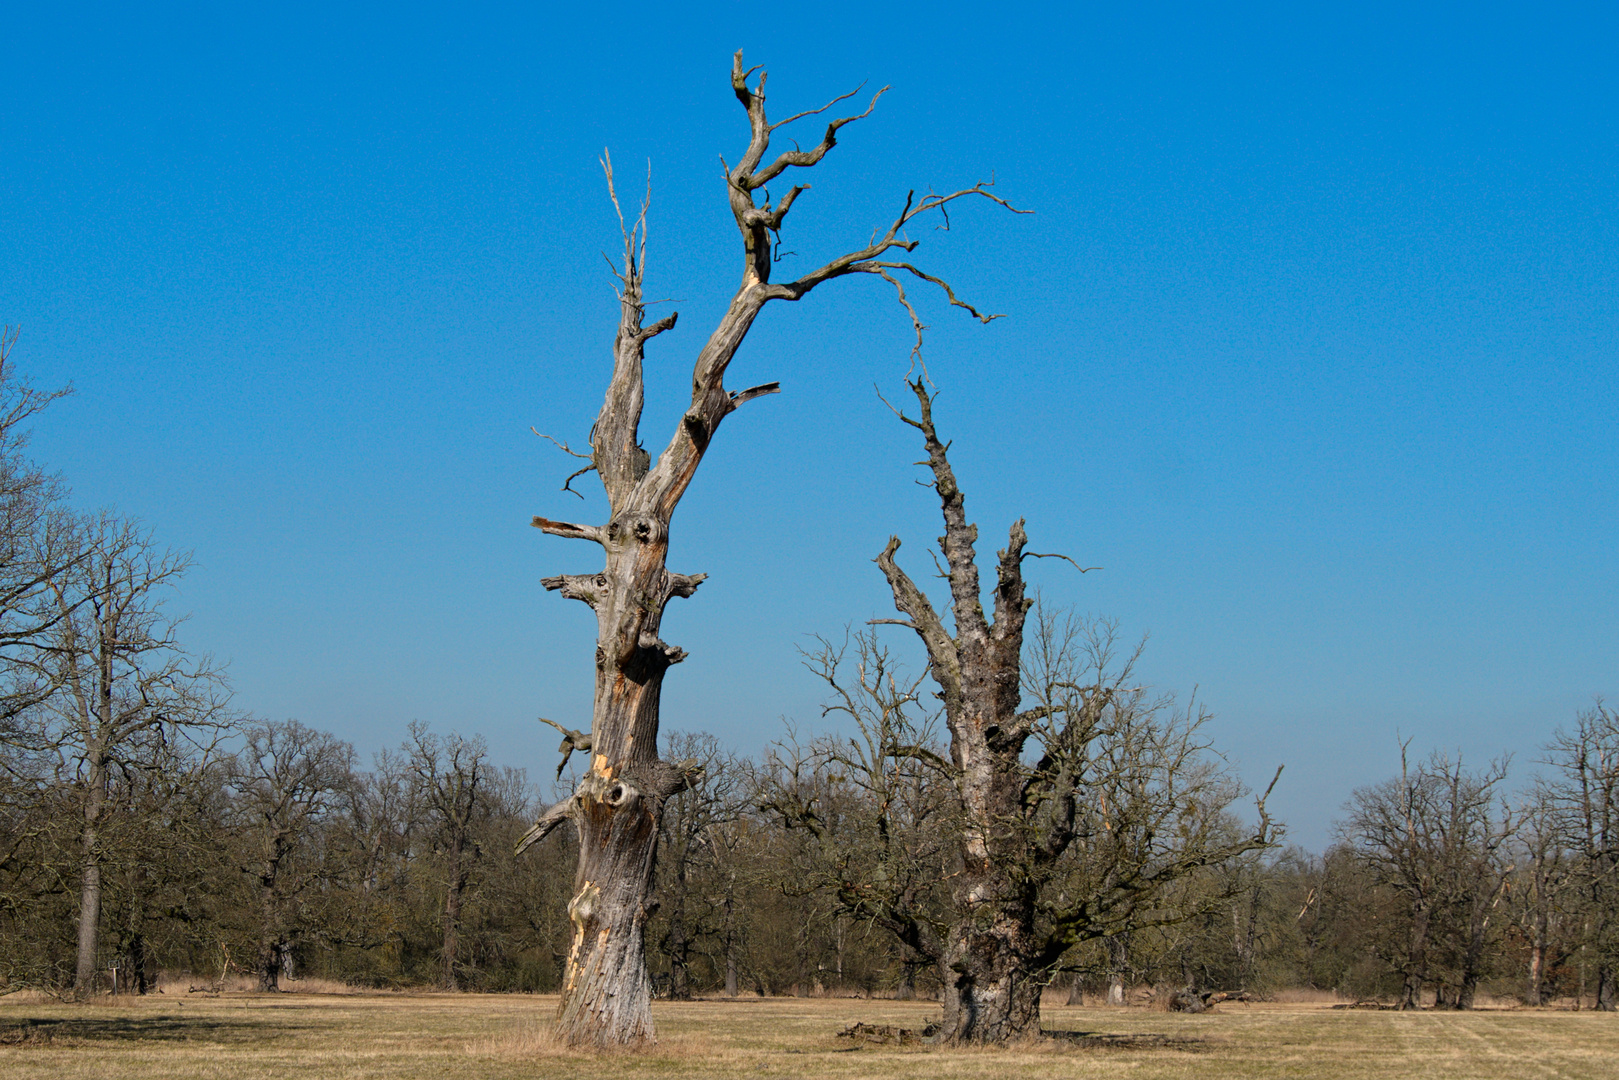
(1, 990, 1616, 1080)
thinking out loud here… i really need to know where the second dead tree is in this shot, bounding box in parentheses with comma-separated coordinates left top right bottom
(860, 376, 1278, 1042)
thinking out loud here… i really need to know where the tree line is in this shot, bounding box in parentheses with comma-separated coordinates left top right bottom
(0, 324, 1610, 1013)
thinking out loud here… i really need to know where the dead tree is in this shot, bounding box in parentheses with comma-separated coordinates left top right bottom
(866, 377, 1277, 1042)
(514, 51, 1019, 1046)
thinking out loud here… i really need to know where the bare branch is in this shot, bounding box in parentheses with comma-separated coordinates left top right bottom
(751, 86, 888, 188)
(560, 463, 596, 499)
(532, 428, 592, 459)
(1023, 551, 1101, 573)
(768, 82, 867, 132)
(537, 716, 593, 780)
(540, 573, 607, 607)
(666, 572, 707, 600)
(515, 795, 577, 856)
(637, 311, 678, 344)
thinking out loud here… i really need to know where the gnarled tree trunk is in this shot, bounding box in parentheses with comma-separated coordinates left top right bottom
(872, 378, 1276, 1042)
(876, 378, 1045, 1042)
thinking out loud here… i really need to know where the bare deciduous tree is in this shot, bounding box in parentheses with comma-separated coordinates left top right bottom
(406, 722, 489, 991)
(515, 52, 1018, 1046)
(1544, 702, 1619, 1010)
(230, 718, 355, 992)
(1341, 747, 1515, 1009)
(0, 328, 78, 730)
(36, 516, 227, 997)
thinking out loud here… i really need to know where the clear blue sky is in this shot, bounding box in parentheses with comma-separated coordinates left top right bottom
(2, 3, 1614, 849)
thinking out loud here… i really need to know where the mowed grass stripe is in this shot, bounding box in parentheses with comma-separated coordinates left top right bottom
(2, 993, 1617, 1080)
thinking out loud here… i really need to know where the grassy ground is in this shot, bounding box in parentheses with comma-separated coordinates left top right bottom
(2, 990, 1615, 1079)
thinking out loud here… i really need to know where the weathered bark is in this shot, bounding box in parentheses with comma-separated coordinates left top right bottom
(877, 377, 1044, 1042)
(1527, 932, 1546, 1005)
(521, 51, 1015, 1046)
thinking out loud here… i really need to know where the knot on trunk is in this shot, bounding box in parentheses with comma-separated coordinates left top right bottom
(606, 513, 666, 547)
(580, 769, 641, 810)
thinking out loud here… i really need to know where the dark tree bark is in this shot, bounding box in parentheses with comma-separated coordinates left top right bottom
(1399, 907, 1430, 1010)
(516, 51, 1016, 1047)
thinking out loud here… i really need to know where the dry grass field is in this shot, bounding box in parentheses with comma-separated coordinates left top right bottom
(2, 989, 1616, 1080)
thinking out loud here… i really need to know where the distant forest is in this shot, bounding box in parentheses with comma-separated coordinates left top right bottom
(1, 331, 1615, 1010)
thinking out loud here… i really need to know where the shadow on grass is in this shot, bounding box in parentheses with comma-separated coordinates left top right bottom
(1042, 1030, 1207, 1051)
(0, 1014, 331, 1047)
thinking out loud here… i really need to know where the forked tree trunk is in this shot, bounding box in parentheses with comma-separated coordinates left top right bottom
(877, 378, 1045, 1043)
(515, 51, 1013, 1047)
(868, 377, 1273, 1043)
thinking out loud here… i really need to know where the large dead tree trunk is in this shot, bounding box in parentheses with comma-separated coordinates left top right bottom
(515, 52, 1017, 1047)
(875, 378, 1045, 1042)
(872, 378, 1277, 1042)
